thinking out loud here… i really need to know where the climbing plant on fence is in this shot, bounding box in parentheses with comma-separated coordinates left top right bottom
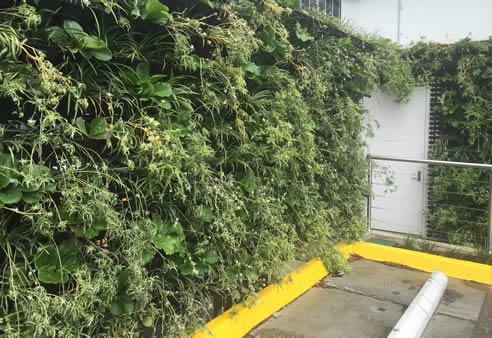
(406, 38, 492, 249)
(0, 0, 413, 336)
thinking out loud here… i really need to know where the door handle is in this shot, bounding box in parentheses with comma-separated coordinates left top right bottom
(411, 171, 422, 182)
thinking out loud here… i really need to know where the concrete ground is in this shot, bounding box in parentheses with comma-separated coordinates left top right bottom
(248, 258, 492, 338)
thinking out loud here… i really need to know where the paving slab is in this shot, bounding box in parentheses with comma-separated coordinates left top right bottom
(249, 258, 489, 338)
(423, 314, 475, 338)
(474, 286, 492, 338)
(251, 288, 403, 338)
(327, 259, 488, 320)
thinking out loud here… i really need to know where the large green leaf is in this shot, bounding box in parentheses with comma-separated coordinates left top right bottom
(35, 239, 81, 284)
(0, 174, 10, 189)
(295, 22, 314, 42)
(151, 213, 164, 234)
(63, 20, 86, 40)
(47, 26, 70, 46)
(153, 82, 172, 97)
(153, 234, 179, 254)
(22, 191, 43, 203)
(142, 247, 156, 264)
(240, 172, 256, 193)
(136, 63, 150, 83)
(82, 35, 107, 49)
(0, 152, 17, 189)
(202, 251, 218, 265)
(141, 0, 173, 24)
(89, 117, 107, 136)
(110, 269, 135, 316)
(0, 186, 22, 204)
(242, 62, 261, 79)
(89, 47, 113, 61)
(110, 301, 134, 316)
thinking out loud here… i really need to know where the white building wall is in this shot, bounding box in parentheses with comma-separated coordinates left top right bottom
(343, 0, 492, 45)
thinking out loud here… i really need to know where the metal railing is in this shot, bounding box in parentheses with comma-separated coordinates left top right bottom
(368, 155, 492, 254)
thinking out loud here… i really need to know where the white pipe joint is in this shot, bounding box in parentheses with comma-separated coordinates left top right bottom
(388, 269, 448, 338)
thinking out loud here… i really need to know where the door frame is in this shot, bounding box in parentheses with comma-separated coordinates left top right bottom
(366, 87, 431, 236)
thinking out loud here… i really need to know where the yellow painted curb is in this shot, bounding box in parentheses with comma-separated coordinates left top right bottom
(193, 241, 491, 338)
(192, 258, 329, 338)
(349, 242, 492, 285)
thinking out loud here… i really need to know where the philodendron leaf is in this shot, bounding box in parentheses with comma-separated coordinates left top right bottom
(34, 239, 81, 284)
(0, 186, 22, 204)
(89, 117, 107, 136)
(295, 22, 314, 42)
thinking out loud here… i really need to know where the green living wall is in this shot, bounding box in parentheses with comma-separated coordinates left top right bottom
(0, 0, 413, 336)
(406, 38, 492, 249)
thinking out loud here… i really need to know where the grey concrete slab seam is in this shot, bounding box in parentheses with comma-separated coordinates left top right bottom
(249, 259, 488, 338)
(473, 286, 492, 338)
(327, 259, 488, 321)
(250, 288, 404, 338)
(388, 269, 448, 338)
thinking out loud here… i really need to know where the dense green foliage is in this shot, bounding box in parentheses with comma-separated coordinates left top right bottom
(406, 38, 492, 247)
(0, 0, 413, 336)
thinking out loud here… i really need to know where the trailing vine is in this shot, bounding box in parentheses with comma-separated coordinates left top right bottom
(0, 0, 413, 336)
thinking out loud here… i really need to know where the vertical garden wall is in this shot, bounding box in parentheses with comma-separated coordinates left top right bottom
(406, 38, 492, 249)
(0, 0, 413, 336)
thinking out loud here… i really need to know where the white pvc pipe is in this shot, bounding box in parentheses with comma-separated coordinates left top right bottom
(388, 269, 448, 338)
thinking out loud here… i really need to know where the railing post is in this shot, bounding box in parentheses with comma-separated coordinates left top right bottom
(488, 170, 492, 254)
(368, 157, 372, 231)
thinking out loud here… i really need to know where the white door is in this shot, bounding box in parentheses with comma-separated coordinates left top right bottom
(364, 87, 429, 235)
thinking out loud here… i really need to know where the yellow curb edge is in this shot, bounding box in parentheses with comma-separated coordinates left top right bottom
(192, 258, 330, 338)
(192, 241, 491, 338)
(350, 242, 492, 285)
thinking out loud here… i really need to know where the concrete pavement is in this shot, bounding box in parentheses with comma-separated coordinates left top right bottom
(248, 258, 491, 338)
